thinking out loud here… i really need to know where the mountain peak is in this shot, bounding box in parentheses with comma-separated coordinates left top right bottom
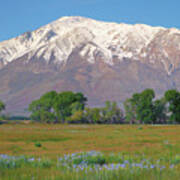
(0, 17, 180, 114)
(0, 16, 179, 72)
(57, 16, 90, 22)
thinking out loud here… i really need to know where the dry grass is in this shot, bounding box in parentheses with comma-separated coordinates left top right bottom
(0, 123, 180, 158)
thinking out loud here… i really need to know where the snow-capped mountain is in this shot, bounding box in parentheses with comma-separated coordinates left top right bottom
(0, 16, 180, 114)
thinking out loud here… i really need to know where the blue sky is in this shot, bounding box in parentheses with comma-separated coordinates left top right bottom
(0, 0, 180, 41)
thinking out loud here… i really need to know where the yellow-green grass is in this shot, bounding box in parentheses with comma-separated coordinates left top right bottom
(0, 123, 180, 158)
(0, 123, 180, 180)
(1, 167, 180, 180)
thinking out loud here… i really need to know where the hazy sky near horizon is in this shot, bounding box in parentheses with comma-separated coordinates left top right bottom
(0, 0, 180, 41)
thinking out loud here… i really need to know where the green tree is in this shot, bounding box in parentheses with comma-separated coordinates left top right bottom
(0, 100, 5, 121)
(83, 107, 93, 123)
(136, 89, 156, 124)
(0, 100, 5, 113)
(91, 108, 101, 124)
(83, 101, 123, 124)
(124, 89, 156, 124)
(101, 101, 123, 124)
(65, 110, 84, 124)
(154, 98, 167, 124)
(28, 91, 57, 123)
(29, 91, 87, 123)
(164, 89, 180, 123)
(53, 91, 87, 123)
(83, 107, 102, 124)
(124, 98, 138, 124)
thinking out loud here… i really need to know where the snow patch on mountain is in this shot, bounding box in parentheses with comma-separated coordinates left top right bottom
(0, 16, 179, 75)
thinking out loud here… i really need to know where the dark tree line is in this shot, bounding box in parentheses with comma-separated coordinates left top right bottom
(27, 89, 180, 124)
(28, 91, 87, 123)
(28, 91, 124, 124)
(124, 89, 180, 124)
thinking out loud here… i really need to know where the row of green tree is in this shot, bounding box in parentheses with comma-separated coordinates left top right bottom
(124, 89, 180, 124)
(28, 91, 123, 124)
(28, 89, 180, 124)
(0, 88, 180, 124)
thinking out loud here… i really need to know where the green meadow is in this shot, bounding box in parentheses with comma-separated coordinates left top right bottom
(0, 123, 180, 179)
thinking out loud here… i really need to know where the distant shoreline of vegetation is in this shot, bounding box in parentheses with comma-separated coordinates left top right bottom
(1, 89, 180, 124)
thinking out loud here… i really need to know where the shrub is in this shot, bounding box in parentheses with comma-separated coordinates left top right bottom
(66, 111, 84, 123)
(34, 142, 42, 148)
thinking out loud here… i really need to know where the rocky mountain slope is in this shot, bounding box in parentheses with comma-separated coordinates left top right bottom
(0, 16, 180, 115)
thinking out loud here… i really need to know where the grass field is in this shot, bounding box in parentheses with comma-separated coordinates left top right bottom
(0, 123, 180, 179)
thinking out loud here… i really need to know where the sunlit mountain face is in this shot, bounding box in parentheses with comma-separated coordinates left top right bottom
(0, 16, 180, 115)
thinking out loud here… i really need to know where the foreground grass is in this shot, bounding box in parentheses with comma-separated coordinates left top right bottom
(1, 167, 179, 180)
(0, 151, 180, 180)
(0, 123, 180, 179)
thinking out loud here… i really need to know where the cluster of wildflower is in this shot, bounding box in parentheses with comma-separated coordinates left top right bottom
(71, 163, 166, 172)
(0, 154, 40, 168)
(0, 152, 179, 171)
(58, 151, 102, 163)
(58, 151, 177, 172)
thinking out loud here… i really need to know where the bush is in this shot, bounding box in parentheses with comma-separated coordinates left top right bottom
(66, 111, 84, 123)
(34, 142, 42, 148)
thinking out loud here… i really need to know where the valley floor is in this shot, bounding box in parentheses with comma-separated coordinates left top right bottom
(0, 124, 180, 179)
